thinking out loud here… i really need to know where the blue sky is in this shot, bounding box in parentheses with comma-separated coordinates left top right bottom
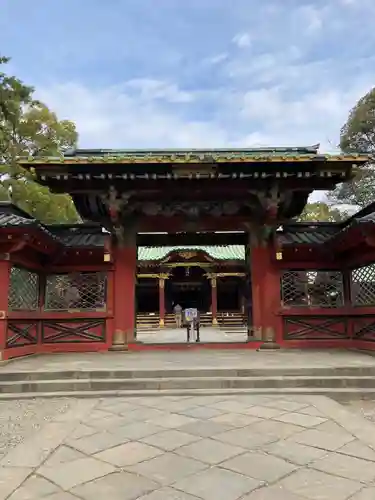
(1, 0, 375, 152)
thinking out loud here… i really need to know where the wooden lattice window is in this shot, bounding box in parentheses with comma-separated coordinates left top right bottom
(44, 272, 107, 311)
(8, 266, 39, 311)
(351, 264, 375, 306)
(281, 270, 344, 308)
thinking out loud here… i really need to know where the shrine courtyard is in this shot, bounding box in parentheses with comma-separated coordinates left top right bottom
(1, 387, 375, 498)
(0, 350, 375, 498)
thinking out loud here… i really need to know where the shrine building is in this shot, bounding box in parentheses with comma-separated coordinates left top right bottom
(0, 145, 374, 359)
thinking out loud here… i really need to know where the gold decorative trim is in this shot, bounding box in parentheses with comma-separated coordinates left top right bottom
(137, 273, 170, 279)
(164, 262, 212, 268)
(22, 153, 369, 165)
(178, 251, 198, 260)
(206, 272, 245, 278)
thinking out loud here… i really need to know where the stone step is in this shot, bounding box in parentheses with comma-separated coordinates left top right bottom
(3, 375, 375, 394)
(3, 366, 375, 381)
(0, 386, 375, 400)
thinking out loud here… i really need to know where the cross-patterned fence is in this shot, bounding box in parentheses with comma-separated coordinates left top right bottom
(281, 265, 375, 345)
(5, 268, 109, 355)
(280, 270, 344, 308)
(44, 272, 107, 312)
(350, 264, 375, 306)
(8, 266, 39, 311)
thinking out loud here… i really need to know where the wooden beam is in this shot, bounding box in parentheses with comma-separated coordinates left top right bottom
(136, 232, 247, 246)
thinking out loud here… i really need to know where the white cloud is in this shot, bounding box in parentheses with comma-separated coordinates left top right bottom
(36, 83, 228, 149)
(296, 5, 324, 34)
(27, 0, 375, 156)
(125, 79, 194, 103)
(232, 33, 252, 48)
(36, 70, 371, 154)
(202, 53, 228, 66)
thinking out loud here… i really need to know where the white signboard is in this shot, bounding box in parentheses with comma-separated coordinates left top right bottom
(184, 308, 198, 323)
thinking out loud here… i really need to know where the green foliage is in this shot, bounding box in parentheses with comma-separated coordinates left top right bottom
(298, 202, 346, 222)
(330, 87, 375, 208)
(0, 56, 80, 224)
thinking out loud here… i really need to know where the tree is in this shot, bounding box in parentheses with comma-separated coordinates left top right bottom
(329, 88, 374, 208)
(298, 202, 345, 222)
(0, 56, 80, 223)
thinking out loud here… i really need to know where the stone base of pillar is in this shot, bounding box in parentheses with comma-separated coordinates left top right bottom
(257, 326, 281, 350)
(109, 329, 129, 351)
(257, 341, 281, 350)
(212, 317, 218, 326)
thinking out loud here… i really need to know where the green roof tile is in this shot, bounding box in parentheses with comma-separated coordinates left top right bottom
(138, 245, 245, 261)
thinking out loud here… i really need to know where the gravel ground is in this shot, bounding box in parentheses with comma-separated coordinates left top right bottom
(0, 398, 75, 459)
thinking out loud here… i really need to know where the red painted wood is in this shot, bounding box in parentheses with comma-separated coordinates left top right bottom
(138, 216, 249, 233)
(353, 340, 375, 351)
(0, 260, 10, 358)
(279, 307, 375, 316)
(37, 343, 108, 354)
(279, 339, 354, 349)
(106, 270, 114, 346)
(42, 319, 106, 344)
(347, 250, 375, 268)
(114, 246, 137, 342)
(6, 320, 38, 348)
(250, 247, 263, 337)
(350, 315, 375, 341)
(211, 280, 217, 324)
(8, 311, 108, 320)
(159, 279, 165, 326)
(282, 315, 348, 341)
(251, 246, 281, 343)
(45, 265, 113, 273)
(3, 345, 38, 360)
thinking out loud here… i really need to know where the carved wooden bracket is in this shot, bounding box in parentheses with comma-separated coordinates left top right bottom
(101, 187, 136, 246)
(245, 222, 276, 248)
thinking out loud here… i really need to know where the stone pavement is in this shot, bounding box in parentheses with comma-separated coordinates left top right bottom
(2, 394, 375, 499)
(2, 349, 375, 373)
(137, 327, 247, 344)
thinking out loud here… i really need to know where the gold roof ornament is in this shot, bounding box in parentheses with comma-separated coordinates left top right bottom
(178, 251, 198, 260)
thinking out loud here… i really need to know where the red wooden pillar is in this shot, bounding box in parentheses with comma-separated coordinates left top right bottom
(113, 245, 137, 345)
(159, 277, 165, 327)
(250, 244, 281, 344)
(211, 275, 218, 326)
(0, 260, 10, 359)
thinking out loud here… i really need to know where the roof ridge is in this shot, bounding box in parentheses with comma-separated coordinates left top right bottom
(64, 145, 320, 157)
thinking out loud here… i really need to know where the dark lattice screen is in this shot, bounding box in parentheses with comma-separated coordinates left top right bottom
(8, 267, 39, 311)
(351, 265, 375, 306)
(281, 270, 344, 307)
(44, 272, 107, 311)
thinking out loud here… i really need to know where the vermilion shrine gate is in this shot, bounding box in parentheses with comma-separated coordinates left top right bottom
(0, 145, 373, 359)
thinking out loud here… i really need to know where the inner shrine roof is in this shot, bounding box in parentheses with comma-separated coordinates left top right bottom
(137, 245, 245, 261)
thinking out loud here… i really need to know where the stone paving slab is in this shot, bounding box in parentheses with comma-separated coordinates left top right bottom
(2, 393, 375, 499)
(2, 348, 375, 372)
(137, 327, 247, 344)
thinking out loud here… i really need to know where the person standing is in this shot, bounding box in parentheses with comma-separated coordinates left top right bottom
(173, 303, 182, 328)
